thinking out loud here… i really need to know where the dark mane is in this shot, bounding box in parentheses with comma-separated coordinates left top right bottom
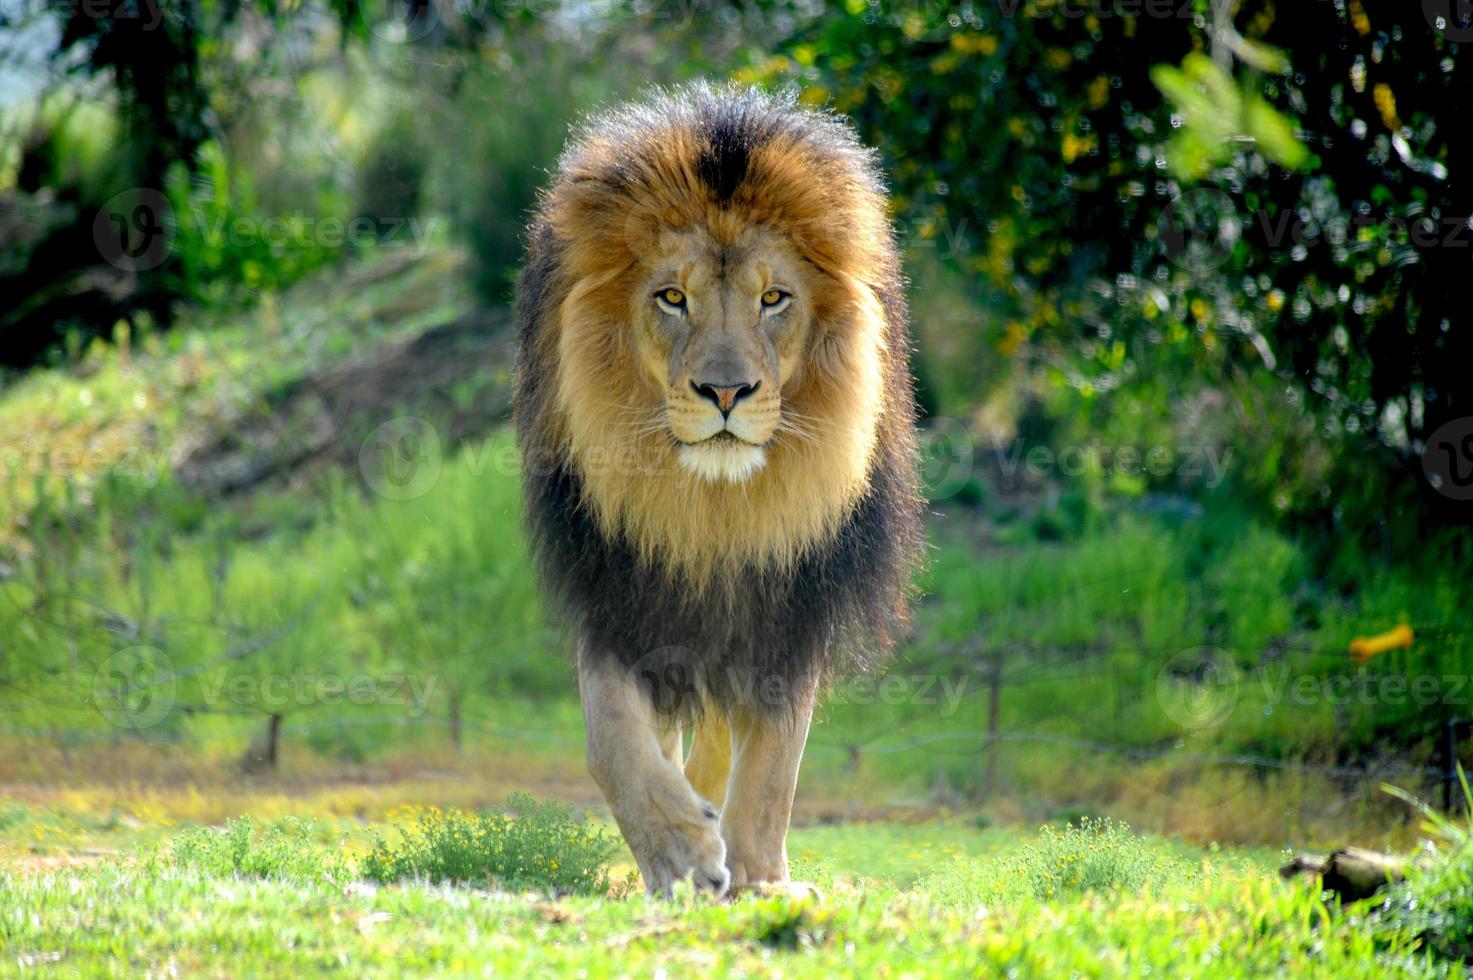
(514, 83, 923, 718)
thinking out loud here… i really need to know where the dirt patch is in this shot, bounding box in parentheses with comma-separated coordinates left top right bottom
(177, 308, 515, 499)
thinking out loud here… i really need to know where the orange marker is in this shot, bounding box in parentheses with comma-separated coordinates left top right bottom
(1349, 624, 1414, 663)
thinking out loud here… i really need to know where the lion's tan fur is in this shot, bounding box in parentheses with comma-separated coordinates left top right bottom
(516, 84, 923, 897)
(535, 113, 900, 588)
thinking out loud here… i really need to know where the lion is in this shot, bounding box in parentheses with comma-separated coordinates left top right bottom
(514, 83, 923, 898)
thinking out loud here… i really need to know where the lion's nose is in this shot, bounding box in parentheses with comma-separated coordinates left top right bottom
(691, 378, 760, 418)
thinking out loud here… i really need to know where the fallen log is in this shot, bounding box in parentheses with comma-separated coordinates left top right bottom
(1279, 847, 1412, 902)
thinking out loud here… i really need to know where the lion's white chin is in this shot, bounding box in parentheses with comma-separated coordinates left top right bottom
(677, 439, 767, 483)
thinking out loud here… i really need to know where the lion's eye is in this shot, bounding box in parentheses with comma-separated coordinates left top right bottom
(655, 287, 686, 313)
(760, 289, 790, 313)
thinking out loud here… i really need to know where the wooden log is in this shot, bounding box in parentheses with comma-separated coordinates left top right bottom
(1279, 847, 1411, 901)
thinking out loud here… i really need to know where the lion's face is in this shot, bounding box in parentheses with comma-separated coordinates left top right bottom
(529, 85, 912, 582)
(629, 227, 817, 483)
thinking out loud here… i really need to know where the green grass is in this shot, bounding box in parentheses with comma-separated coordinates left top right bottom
(0, 802, 1461, 977)
(360, 795, 625, 895)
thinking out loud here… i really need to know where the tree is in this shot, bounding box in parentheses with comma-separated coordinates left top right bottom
(763, 0, 1470, 546)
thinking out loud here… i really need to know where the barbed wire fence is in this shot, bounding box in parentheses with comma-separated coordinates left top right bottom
(4, 463, 1469, 811)
(2, 673, 1465, 813)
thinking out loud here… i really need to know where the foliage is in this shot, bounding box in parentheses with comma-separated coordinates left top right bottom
(993, 817, 1193, 900)
(1371, 773, 1473, 963)
(761, 1, 1471, 542)
(2, 246, 1465, 805)
(919, 817, 1194, 908)
(0, 433, 545, 755)
(162, 140, 350, 302)
(440, 51, 622, 305)
(361, 795, 623, 896)
(167, 815, 352, 883)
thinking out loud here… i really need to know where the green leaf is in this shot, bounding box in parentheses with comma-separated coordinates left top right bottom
(1244, 97, 1309, 171)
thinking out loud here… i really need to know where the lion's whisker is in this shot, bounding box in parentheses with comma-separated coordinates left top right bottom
(774, 421, 819, 447)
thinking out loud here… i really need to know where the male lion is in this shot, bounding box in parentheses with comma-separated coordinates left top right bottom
(514, 84, 923, 898)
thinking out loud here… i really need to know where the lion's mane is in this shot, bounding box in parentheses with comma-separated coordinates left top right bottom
(514, 84, 923, 716)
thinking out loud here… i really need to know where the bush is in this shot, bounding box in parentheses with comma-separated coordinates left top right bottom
(1370, 778, 1473, 963)
(996, 818, 1192, 901)
(1378, 847, 1473, 963)
(361, 794, 623, 896)
(168, 816, 350, 883)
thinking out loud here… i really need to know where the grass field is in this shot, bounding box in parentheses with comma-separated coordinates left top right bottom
(3, 247, 1471, 976)
(1, 787, 1465, 977)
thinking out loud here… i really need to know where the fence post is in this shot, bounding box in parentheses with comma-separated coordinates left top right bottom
(985, 653, 1003, 794)
(1442, 717, 1469, 814)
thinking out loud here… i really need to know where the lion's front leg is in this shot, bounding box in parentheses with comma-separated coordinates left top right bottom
(720, 681, 818, 897)
(577, 643, 729, 899)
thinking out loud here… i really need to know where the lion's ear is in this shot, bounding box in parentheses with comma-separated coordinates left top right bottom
(550, 178, 671, 279)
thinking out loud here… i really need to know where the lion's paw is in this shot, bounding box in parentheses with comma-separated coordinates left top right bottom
(628, 795, 729, 899)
